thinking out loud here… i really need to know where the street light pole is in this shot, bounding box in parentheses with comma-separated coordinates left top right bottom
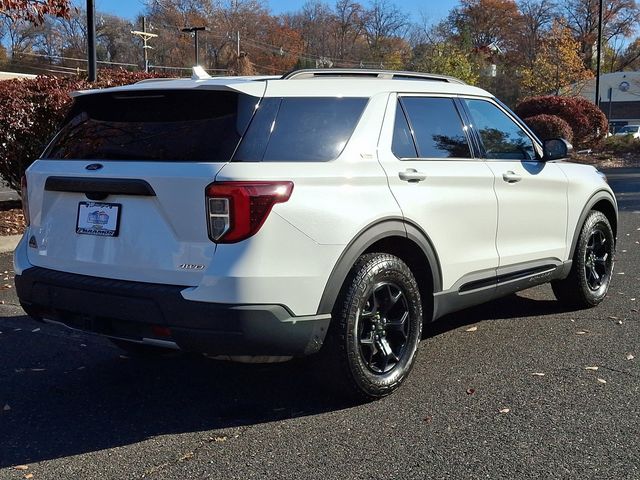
(86, 0, 97, 81)
(595, 0, 604, 106)
(181, 26, 207, 66)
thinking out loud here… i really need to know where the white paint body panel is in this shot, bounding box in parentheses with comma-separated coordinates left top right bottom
(16, 74, 617, 320)
(485, 160, 568, 266)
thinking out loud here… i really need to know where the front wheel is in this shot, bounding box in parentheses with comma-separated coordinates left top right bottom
(322, 253, 424, 400)
(552, 210, 615, 308)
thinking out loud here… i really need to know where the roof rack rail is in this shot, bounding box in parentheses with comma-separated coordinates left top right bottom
(134, 77, 181, 84)
(282, 68, 467, 85)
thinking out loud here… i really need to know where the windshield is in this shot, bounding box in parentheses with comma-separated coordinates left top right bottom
(619, 126, 639, 133)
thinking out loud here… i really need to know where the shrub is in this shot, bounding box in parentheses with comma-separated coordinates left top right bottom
(515, 95, 608, 149)
(523, 114, 573, 143)
(600, 134, 640, 154)
(0, 69, 162, 193)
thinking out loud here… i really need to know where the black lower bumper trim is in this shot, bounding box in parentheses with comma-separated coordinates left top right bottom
(15, 267, 329, 356)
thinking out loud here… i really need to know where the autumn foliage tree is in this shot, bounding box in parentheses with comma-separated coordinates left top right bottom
(521, 22, 592, 96)
(0, 0, 71, 24)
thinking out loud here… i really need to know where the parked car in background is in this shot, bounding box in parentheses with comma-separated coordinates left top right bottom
(614, 124, 640, 138)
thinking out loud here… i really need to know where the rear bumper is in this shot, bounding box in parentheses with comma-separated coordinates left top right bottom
(14, 266, 330, 356)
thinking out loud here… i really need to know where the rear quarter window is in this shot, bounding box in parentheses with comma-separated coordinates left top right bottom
(233, 97, 368, 162)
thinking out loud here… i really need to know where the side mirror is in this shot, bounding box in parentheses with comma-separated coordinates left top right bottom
(543, 138, 573, 161)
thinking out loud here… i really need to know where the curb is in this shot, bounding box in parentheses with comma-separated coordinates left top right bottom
(0, 235, 21, 254)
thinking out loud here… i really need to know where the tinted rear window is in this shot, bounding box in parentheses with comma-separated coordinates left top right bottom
(43, 90, 258, 161)
(234, 97, 368, 162)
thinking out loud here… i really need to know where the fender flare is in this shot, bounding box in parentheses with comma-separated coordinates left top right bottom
(316, 217, 442, 315)
(568, 190, 618, 260)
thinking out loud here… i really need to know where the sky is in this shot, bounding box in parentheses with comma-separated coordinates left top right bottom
(89, 0, 459, 26)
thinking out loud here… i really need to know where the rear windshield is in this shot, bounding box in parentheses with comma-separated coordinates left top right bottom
(233, 97, 368, 162)
(43, 90, 258, 162)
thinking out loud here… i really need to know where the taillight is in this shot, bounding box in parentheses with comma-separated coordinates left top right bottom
(21, 175, 30, 226)
(205, 181, 294, 243)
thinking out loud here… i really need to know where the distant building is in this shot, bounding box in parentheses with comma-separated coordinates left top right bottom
(564, 72, 640, 132)
(0, 71, 37, 81)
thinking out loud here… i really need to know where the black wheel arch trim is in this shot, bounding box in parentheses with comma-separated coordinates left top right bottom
(316, 217, 442, 315)
(569, 190, 618, 260)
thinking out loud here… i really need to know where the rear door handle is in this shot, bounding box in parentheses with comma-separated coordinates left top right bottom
(502, 171, 522, 183)
(399, 169, 427, 183)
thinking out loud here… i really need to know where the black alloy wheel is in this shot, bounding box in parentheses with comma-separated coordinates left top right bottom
(358, 282, 411, 374)
(321, 253, 424, 399)
(552, 210, 615, 308)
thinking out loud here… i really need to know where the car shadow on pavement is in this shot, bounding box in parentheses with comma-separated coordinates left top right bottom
(424, 291, 576, 338)
(1, 292, 577, 467)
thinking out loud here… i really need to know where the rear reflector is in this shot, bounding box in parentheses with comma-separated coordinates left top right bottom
(205, 181, 294, 243)
(21, 175, 30, 226)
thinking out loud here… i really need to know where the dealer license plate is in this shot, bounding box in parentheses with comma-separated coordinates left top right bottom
(76, 202, 121, 237)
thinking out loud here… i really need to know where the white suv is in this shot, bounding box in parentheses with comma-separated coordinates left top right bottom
(15, 69, 617, 398)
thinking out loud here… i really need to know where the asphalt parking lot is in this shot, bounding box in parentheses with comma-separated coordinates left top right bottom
(0, 169, 638, 479)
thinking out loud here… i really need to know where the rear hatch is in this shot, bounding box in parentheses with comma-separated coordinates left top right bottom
(25, 84, 264, 286)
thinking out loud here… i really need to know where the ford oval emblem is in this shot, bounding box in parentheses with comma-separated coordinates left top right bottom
(85, 163, 103, 171)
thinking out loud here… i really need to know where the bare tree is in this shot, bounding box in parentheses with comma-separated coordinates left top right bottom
(518, 0, 556, 64)
(362, 0, 408, 52)
(561, 0, 640, 70)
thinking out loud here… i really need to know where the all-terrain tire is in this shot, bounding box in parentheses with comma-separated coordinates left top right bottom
(321, 253, 424, 400)
(552, 210, 615, 308)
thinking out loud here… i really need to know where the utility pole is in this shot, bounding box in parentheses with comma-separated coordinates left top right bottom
(86, 0, 97, 81)
(181, 26, 207, 66)
(236, 31, 240, 73)
(131, 17, 158, 73)
(595, 0, 604, 106)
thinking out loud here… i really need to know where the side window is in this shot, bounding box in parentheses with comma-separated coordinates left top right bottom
(400, 97, 472, 159)
(391, 102, 417, 158)
(234, 97, 368, 162)
(464, 99, 536, 160)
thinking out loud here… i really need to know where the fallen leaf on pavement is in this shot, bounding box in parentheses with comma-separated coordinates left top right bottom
(576, 331, 588, 335)
(626, 353, 635, 360)
(499, 408, 510, 414)
(423, 415, 433, 424)
(585, 366, 599, 371)
(14, 465, 28, 471)
(31, 328, 40, 333)
(3, 404, 10, 411)
(214, 436, 227, 442)
(30, 368, 45, 372)
(465, 326, 478, 332)
(25, 474, 34, 479)
(466, 388, 475, 395)
(597, 378, 607, 384)
(532, 372, 545, 376)
(119, 355, 129, 360)
(616, 272, 625, 275)
(609, 316, 619, 320)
